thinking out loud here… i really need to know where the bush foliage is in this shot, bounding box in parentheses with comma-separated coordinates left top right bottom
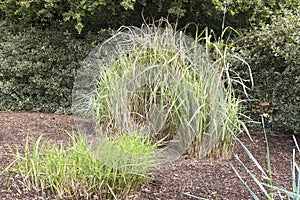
(235, 10, 300, 134)
(0, 22, 112, 114)
(1, 0, 299, 34)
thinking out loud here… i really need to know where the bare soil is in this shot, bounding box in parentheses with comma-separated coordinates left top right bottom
(0, 111, 298, 199)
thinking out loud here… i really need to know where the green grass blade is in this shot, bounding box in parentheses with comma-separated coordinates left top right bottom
(234, 155, 271, 198)
(181, 192, 208, 200)
(230, 164, 261, 200)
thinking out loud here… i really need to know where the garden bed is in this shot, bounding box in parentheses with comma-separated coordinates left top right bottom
(0, 111, 297, 199)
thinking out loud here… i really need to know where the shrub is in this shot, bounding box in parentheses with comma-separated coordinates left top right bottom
(1, 0, 299, 35)
(222, 0, 299, 27)
(0, 0, 135, 34)
(234, 10, 300, 134)
(0, 21, 112, 114)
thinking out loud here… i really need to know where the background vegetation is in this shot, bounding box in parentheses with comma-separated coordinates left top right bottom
(234, 9, 300, 134)
(0, 0, 299, 34)
(0, 22, 112, 114)
(0, 0, 299, 131)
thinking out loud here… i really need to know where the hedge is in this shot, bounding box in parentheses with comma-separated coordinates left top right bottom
(234, 9, 300, 134)
(1, 0, 299, 35)
(0, 21, 112, 114)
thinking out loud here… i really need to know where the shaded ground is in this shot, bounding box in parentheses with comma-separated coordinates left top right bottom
(0, 111, 298, 199)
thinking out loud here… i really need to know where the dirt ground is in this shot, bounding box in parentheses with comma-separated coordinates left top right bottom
(0, 111, 298, 200)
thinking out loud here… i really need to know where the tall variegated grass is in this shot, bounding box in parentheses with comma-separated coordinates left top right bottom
(81, 19, 252, 158)
(1, 131, 158, 199)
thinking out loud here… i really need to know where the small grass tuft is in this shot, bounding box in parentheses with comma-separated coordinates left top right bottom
(2, 131, 157, 199)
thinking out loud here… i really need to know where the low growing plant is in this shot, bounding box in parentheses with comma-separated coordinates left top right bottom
(1, 131, 157, 199)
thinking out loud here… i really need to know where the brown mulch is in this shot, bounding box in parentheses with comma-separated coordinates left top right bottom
(0, 111, 298, 200)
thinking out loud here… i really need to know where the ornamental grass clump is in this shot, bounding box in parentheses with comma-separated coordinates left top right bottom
(2, 132, 157, 199)
(72, 19, 251, 159)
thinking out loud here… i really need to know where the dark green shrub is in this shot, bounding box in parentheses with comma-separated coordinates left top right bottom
(0, 22, 112, 114)
(1, 0, 299, 35)
(0, 0, 135, 34)
(234, 9, 300, 134)
(221, 0, 299, 27)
